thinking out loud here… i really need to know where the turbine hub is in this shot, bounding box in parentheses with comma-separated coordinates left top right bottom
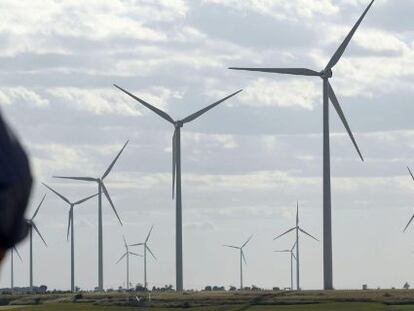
(320, 69, 333, 79)
(175, 121, 183, 128)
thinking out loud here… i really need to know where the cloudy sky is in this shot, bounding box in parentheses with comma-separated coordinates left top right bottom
(0, 0, 413, 291)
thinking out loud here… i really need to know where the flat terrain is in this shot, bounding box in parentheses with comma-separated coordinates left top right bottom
(3, 290, 414, 310)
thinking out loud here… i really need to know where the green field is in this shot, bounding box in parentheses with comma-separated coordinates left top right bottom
(3, 290, 414, 310)
(3, 302, 414, 310)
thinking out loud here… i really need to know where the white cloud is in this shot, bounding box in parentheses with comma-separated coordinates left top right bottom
(0, 87, 49, 107)
(240, 78, 320, 110)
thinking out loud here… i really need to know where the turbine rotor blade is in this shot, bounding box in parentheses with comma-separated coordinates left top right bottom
(408, 167, 414, 182)
(223, 245, 239, 249)
(53, 176, 97, 182)
(129, 251, 143, 257)
(114, 84, 175, 124)
(299, 228, 319, 241)
(241, 235, 253, 248)
(122, 235, 128, 250)
(74, 193, 98, 205)
(101, 182, 123, 226)
(130, 242, 144, 247)
(14, 247, 23, 261)
(241, 250, 247, 264)
(274, 250, 290, 253)
(42, 183, 70, 204)
(181, 89, 243, 124)
(116, 252, 127, 264)
(328, 82, 364, 162)
(325, 0, 375, 70)
(291, 241, 297, 252)
(228, 67, 321, 76)
(146, 245, 157, 260)
(66, 207, 72, 241)
(146, 225, 154, 243)
(32, 222, 47, 247)
(292, 253, 297, 260)
(102, 141, 129, 179)
(32, 194, 47, 220)
(403, 214, 414, 232)
(273, 227, 296, 240)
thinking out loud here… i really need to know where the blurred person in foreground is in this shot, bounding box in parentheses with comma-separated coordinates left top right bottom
(0, 112, 32, 263)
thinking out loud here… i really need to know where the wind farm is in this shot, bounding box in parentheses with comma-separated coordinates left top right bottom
(2, 0, 414, 310)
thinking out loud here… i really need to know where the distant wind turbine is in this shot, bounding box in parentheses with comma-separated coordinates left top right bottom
(53, 140, 128, 291)
(26, 194, 47, 290)
(229, 0, 375, 289)
(42, 183, 97, 292)
(274, 202, 318, 291)
(114, 84, 242, 291)
(274, 241, 296, 290)
(116, 236, 142, 290)
(223, 235, 253, 290)
(10, 247, 22, 290)
(403, 167, 414, 232)
(130, 225, 156, 290)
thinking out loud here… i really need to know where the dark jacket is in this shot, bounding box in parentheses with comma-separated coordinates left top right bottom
(0, 112, 32, 249)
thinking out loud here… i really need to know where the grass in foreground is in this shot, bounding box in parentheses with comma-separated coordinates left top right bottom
(4, 302, 414, 311)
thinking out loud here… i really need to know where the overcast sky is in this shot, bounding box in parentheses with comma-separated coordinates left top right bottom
(0, 0, 413, 291)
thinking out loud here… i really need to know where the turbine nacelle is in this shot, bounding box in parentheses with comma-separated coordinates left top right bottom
(174, 121, 184, 128)
(320, 69, 333, 79)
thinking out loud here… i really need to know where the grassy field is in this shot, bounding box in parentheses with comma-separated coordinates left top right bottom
(3, 302, 414, 310)
(2, 290, 414, 310)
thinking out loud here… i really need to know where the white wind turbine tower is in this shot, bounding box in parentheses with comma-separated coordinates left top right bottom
(114, 84, 242, 291)
(229, 0, 375, 289)
(42, 183, 97, 292)
(223, 235, 253, 290)
(53, 140, 128, 291)
(116, 236, 142, 290)
(274, 241, 296, 290)
(130, 225, 156, 290)
(26, 194, 47, 291)
(10, 247, 22, 290)
(274, 202, 318, 290)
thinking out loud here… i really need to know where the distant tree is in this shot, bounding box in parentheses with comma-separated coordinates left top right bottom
(404, 282, 410, 290)
(229, 286, 236, 291)
(204, 286, 212, 291)
(39, 285, 47, 293)
(272, 287, 280, 291)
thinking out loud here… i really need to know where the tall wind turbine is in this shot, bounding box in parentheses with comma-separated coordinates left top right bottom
(26, 194, 48, 290)
(10, 247, 22, 290)
(114, 84, 242, 291)
(223, 235, 253, 290)
(402, 167, 414, 232)
(274, 241, 296, 290)
(130, 225, 156, 290)
(274, 202, 318, 290)
(116, 236, 142, 290)
(53, 140, 128, 291)
(42, 183, 97, 292)
(229, 0, 374, 289)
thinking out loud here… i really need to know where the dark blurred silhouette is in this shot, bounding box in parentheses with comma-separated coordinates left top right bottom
(0, 112, 32, 263)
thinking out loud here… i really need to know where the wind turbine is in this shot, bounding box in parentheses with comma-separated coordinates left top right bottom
(274, 202, 318, 290)
(402, 167, 414, 232)
(26, 194, 47, 291)
(223, 235, 253, 290)
(116, 236, 142, 290)
(114, 84, 242, 291)
(130, 225, 156, 290)
(42, 183, 97, 292)
(53, 140, 128, 291)
(10, 247, 22, 290)
(274, 241, 296, 290)
(229, 0, 375, 289)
